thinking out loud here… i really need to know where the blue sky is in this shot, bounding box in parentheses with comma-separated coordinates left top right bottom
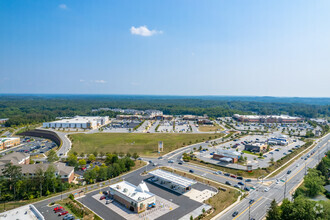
(0, 0, 329, 97)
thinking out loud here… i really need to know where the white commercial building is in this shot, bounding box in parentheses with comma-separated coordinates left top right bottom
(109, 181, 156, 213)
(148, 169, 196, 193)
(43, 116, 109, 129)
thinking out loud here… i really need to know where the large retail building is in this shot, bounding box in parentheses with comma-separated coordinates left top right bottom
(42, 116, 109, 129)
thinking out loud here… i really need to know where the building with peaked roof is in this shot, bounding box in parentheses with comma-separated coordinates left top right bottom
(0, 152, 30, 165)
(109, 181, 156, 213)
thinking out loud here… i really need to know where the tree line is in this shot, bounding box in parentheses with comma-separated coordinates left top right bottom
(0, 95, 329, 127)
(0, 163, 72, 202)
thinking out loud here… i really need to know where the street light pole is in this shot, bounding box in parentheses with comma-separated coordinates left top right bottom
(284, 177, 287, 199)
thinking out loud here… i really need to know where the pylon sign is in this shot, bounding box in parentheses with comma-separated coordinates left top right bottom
(158, 141, 163, 153)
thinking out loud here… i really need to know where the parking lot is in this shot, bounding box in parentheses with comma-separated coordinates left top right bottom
(195, 134, 305, 170)
(78, 170, 216, 220)
(0, 136, 57, 157)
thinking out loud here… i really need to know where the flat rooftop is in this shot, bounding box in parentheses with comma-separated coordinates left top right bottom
(47, 116, 107, 124)
(149, 169, 196, 188)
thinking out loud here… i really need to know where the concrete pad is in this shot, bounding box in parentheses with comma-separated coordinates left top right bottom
(92, 194, 178, 220)
(184, 189, 216, 203)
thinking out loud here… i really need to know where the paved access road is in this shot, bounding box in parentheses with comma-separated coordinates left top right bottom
(219, 134, 330, 220)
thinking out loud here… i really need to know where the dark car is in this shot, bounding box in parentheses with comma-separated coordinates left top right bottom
(189, 169, 194, 173)
(237, 176, 243, 180)
(103, 191, 108, 195)
(249, 199, 255, 204)
(275, 149, 280, 151)
(232, 211, 239, 217)
(244, 187, 250, 191)
(225, 181, 232, 186)
(245, 179, 252, 182)
(224, 173, 230, 176)
(178, 162, 183, 165)
(287, 170, 291, 174)
(238, 182, 244, 186)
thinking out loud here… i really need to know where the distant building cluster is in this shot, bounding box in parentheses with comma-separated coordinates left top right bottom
(233, 114, 303, 123)
(244, 142, 268, 153)
(0, 152, 75, 183)
(0, 118, 9, 124)
(268, 135, 289, 146)
(116, 114, 173, 121)
(43, 116, 110, 129)
(0, 137, 20, 150)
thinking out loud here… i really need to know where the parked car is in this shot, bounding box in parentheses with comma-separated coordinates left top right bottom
(237, 176, 243, 180)
(55, 208, 64, 213)
(225, 181, 232, 186)
(275, 149, 280, 151)
(100, 195, 106, 200)
(244, 187, 250, 191)
(230, 174, 237, 178)
(234, 184, 240, 188)
(189, 169, 194, 173)
(59, 211, 69, 216)
(63, 214, 74, 220)
(245, 179, 252, 182)
(103, 191, 108, 195)
(54, 206, 63, 211)
(238, 182, 244, 186)
(178, 162, 183, 165)
(224, 173, 230, 176)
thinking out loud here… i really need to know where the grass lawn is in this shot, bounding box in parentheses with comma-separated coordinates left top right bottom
(69, 133, 224, 156)
(198, 124, 223, 132)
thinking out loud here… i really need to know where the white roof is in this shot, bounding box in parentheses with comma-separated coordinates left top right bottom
(149, 169, 196, 188)
(47, 116, 107, 124)
(109, 181, 154, 202)
(216, 149, 240, 158)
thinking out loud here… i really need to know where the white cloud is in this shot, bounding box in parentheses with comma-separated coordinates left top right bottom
(130, 26, 163, 37)
(93, 80, 107, 84)
(79, 79, 85, 82)
(58, 4, 68, 10)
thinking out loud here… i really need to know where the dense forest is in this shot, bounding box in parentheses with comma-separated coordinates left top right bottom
(0, 95, 329, 127)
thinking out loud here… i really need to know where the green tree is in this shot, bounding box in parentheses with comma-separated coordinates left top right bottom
(67, 153, 78, 168)
(78, 159, 87, 167)
(88, 154, 96, 162)
(47, 150, 59, 162)
(132, 153, 139, 160)
(304, 169, 325, 197)
(266, 199, 281, 220)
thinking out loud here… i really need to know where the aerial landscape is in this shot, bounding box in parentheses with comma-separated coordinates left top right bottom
(0, 1, 330, 220)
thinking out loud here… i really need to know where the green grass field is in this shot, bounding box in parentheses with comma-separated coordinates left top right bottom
(69, 133, 224, 156)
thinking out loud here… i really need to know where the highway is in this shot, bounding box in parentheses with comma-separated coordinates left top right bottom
(142, 133, 329, 220)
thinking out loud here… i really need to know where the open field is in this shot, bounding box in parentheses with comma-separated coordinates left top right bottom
(198, 124, 223, 132)
(69, 133, 224, 156)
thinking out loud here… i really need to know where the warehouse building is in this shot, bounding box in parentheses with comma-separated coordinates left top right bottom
(0, 137, 20, 150)
(109, 181, 156, 213)
(268, 135, 289, 146)
(212, 149, 241, 163)
(233, 114, 303, 123)
(148, 169, 196, 194)
(43, 116, 109, 129)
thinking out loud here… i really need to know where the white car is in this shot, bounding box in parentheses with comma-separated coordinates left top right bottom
(296, 163, 300, 167)
(264, 187, 270, 192)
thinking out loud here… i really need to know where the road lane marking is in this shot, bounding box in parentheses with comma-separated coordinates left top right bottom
(233, 196, 263, 220)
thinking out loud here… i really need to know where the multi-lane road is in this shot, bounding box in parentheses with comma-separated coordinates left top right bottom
(143, 133, 329, 220)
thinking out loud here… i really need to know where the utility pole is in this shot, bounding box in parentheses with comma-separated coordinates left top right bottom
(284, 177, 287, 199)
(249, 203, 251, 220)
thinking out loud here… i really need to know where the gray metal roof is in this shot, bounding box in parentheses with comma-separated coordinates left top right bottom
(149, 169, 196, 188)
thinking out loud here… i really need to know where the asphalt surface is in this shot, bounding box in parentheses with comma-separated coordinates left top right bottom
(219, 134, 330, 220)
